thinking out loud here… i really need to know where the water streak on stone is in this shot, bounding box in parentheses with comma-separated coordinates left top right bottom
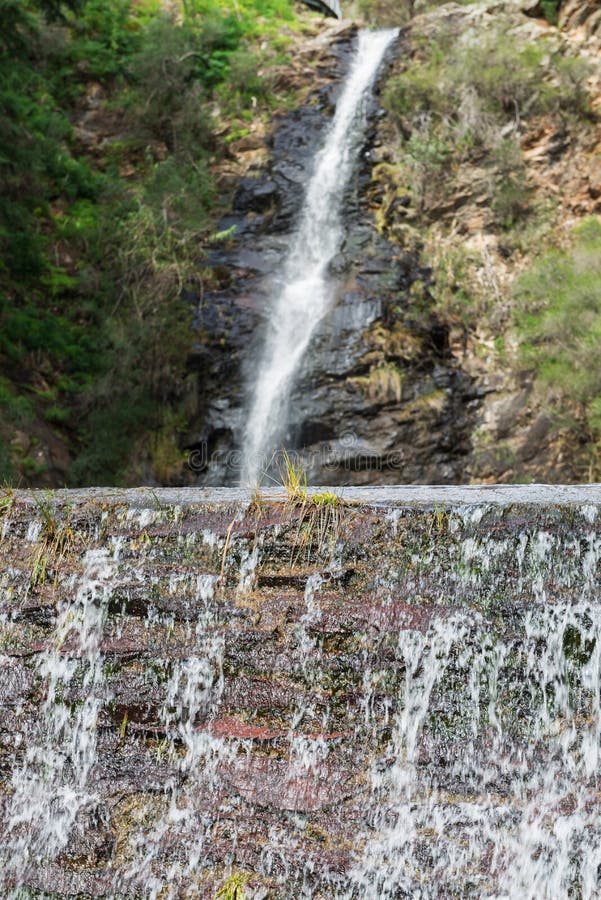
(1, 547, 116, 895)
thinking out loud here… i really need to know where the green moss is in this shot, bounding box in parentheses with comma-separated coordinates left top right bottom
(215, 872, 250, 900)
(310, 491, 341, 508)
(562, 625, 596, 666)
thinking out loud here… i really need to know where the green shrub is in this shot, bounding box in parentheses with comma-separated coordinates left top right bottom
(451, 36, 547, 118)
(383, 54, 447, 120)
(184, 0, 295, 30)
(217, 47, 266, 112)
(490, 139, 530, 229)
(403, 133, 451, 212)
(71, 394, 155, 485)
(125, 9, 253, 154)
(428, 245, 477, 326)
(67, 0, 140, 80)
(0, 376, 35, 425)
(383, 20, 593, 231)
(385, 28, 558, 136)
(142, 158, 215, 230)
(492, 176, 530, 230)
(515, 217, 601, 434)
(550, 53, 595, 120)
(541, 0, 561, 25)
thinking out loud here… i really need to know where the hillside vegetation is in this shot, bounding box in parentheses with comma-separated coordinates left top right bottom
(0, 0, 300, 485)
(364, 0, 601, 480)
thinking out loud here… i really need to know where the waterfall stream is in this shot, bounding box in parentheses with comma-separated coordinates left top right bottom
(241, 29, 398, 485)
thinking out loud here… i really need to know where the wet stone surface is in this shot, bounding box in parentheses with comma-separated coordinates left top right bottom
(1, 487, 601, 897)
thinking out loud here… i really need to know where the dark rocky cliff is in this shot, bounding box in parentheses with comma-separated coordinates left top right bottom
(190, 27, 478, 486)
(2, 486, 601, 896)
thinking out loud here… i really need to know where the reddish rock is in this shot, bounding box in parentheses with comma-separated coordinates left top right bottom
(205, 716, 350, 742)
(220, 757, 356, 812)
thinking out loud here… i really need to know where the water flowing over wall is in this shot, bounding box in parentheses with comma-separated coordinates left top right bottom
(1, 486, 601, 897)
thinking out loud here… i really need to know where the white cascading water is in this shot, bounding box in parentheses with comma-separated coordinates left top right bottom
(3, 496, 601, 896)
(1, 545, 116, 894)
(241, 28, 398, 485)
(345, 521, 601, 899)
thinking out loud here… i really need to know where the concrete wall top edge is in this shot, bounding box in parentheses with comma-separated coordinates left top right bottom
(5, 484, 601, 509)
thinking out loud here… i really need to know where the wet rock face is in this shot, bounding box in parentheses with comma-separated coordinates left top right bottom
(189, 30, 478, 485)
(2, 487, 601, 897)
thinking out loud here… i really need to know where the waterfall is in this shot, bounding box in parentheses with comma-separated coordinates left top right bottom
(241, 29, 398, 485)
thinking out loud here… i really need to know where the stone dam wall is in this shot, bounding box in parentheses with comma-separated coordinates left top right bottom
(1, 486, 601, 897)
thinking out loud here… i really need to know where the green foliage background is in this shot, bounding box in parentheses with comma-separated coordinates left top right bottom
(0, 0, 297, 485)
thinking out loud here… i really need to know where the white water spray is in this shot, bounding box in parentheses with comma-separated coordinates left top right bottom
(241, 29, 398, 484)
(1, 547, 116, 895)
